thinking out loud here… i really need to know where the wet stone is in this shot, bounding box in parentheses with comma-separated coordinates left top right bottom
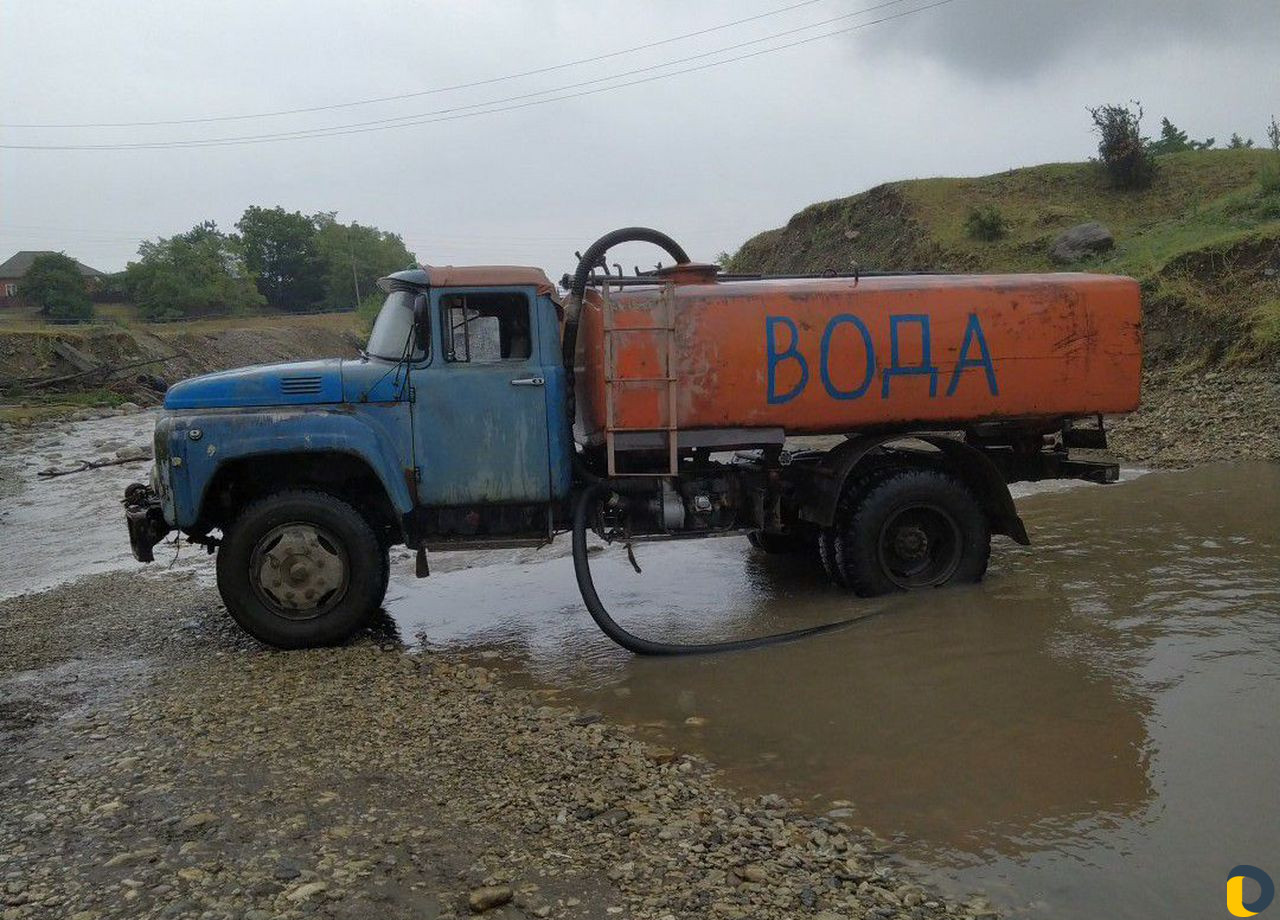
(468, 885, 513, 912)
(272, 860, 302, 881)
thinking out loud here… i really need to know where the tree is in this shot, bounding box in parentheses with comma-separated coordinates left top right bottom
(91, 271, 129, 303)
(312, 213, 416, 312)
(1228, 133, 1255, 149)
(19, 252, 93, 322)
(1262, 116, 1280, 195)
(236, 206, 325, 310)
(1089, 101, 1158, 190)
(1147, 117, 1214, 155)
(124, 221, 265, 321)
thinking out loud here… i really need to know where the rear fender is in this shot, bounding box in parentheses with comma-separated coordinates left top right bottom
(797, 434, 1029, 544)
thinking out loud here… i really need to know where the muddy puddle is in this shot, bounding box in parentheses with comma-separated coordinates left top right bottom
(384, 462, 1280, 920)
(4, 413, 1277, 918)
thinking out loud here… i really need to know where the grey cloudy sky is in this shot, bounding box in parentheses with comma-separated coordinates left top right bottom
(2, 0, 1277, 278)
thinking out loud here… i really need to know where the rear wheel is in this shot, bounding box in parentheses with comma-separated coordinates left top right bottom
(836, 469, 989, 597)
(216, 490, 388, 649)
(817, 528, 846, 587)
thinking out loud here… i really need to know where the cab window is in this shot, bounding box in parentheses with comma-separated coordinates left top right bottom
(441, 292, 532, 363)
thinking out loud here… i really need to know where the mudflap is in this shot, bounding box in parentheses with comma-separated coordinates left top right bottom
(123, 484, 171, 563)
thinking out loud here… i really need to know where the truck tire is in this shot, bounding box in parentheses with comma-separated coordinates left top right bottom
(216, 490, 388, 649)
(817, 529, 847, 587)
(836, 470, 989, 597)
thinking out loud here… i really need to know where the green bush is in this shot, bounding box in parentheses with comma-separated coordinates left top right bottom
(1261, 162, 1280, 196)
(964, 205, 1009, 241)
(19, 252, 94, 322)
(1089, 101, 1158, 190)
(1262, 116, 1280, 196)
(356, 290, 386, 334)
(1250, 299, 1280, 352)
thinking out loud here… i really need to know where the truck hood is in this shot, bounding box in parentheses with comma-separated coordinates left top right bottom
(163, 359, 346, 410)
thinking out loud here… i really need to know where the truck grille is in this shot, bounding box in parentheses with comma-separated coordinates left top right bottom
(280, 375, 323, 396)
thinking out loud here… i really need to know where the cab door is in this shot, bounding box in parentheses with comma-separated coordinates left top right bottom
(410, 286, 553, 506)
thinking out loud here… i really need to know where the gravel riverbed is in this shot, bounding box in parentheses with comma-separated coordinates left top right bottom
(8, 360, 1270, 919)
(0, 572, 993, 920)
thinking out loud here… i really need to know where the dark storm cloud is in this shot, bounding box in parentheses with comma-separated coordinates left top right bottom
(873, 0, 1280, 79)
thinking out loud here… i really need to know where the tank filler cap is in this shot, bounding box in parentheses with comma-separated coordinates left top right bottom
(655, 262, 719, 284)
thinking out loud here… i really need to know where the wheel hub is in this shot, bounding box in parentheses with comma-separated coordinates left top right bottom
(252, 523, 347, 615)
(876, 503, 963, 589)
(892, 525, 929, 561)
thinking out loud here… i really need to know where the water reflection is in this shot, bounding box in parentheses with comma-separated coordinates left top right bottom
(385, 462, 1280, 919)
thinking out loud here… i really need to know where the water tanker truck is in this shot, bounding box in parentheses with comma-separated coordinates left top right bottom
(124, 228, 1142, 654)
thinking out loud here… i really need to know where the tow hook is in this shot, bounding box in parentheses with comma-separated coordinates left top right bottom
(123, 484, 171, 563)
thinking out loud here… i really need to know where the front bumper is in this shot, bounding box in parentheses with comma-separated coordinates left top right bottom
(123, 483, 172, 563)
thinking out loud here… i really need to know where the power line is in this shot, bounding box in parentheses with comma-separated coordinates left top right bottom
(3, 0, 914, 147)
(1, 214, 758, 243)
(0, 224, 752, 247)
(1, 0, 837, 129)
(0, 0, 957, 151)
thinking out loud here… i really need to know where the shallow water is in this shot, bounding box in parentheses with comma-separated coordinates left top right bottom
(0, 411, 194, 600)
(383, 462, 1280, 919)
(4, 413, 1277, 918)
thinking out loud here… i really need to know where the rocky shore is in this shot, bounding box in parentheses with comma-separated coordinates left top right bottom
(1105, 364, 1280, 467)
(1, 572, 994, 920)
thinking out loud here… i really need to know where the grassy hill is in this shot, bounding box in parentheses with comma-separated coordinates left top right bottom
(728, 149, 1280, 366)
(727, 149, 1280, 466)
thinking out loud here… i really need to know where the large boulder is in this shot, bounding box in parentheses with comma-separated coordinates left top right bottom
(1050, 222, 1115, 264)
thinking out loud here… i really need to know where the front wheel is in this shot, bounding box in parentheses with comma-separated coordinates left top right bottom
(835, 470, 990, 596)
(216, 490, 388, 649)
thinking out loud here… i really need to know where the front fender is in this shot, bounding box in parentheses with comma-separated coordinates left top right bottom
(157, 406, 414, 529)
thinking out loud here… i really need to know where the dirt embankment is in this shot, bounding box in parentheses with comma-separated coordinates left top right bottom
(0, 314, 364, 418)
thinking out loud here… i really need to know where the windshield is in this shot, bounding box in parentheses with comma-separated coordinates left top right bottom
(366, 290, 425, 361)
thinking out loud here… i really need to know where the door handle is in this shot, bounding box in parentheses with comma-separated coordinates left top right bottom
(509, 376, 545, 387)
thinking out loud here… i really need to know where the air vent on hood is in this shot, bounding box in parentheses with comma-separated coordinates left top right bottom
(280, 375, 323, 395)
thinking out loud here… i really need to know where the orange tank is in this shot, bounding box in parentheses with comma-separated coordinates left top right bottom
(575, 266, 1141, 450)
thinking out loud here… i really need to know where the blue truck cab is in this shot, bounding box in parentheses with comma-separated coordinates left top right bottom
(126, 264, 574, 647)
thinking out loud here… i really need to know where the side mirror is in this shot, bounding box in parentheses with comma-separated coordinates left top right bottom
(412, 293, 430, 354)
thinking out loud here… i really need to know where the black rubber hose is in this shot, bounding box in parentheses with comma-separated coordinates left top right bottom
(562, 227, 690, 374)
(568, 227, 689, 301)
(572, 483, 873, 656)
(563, 229, 870, 655)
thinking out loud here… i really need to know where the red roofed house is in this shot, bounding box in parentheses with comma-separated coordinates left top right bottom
(0, 251, 106, 307)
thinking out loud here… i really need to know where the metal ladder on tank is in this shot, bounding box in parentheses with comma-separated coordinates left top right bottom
(602, 287, 679, 477)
